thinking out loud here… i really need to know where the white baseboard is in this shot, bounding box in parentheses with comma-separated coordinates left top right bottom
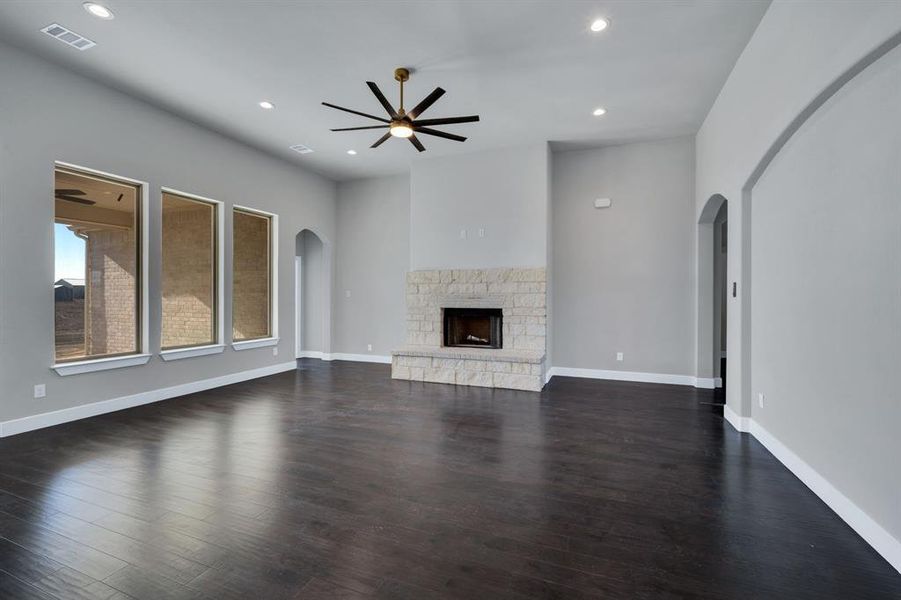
(297, 352, 391, 364)
(0, 361, 297, 438)
(714, 377, 723, 388)
(330, 353, 391, 364)
(547, 366, 711, 388)
(724, 413, 901, 575)
(723, 404, 751, 432)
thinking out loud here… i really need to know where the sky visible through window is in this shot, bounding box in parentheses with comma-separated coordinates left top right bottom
(55, 223, 85, 280)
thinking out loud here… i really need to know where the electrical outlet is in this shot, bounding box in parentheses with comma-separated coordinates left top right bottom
(367, 344, 372, 352)
(345, 290, 351, 298)
(273, 347, 278, 357)
(758, 393, 765, 408)
(616, 352, 624, 361)
(33, 384, 46, 399)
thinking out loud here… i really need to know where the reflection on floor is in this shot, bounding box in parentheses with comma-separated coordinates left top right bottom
(0, 359, 898, 599)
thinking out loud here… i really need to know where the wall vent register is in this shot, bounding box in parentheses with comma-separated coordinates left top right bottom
(41, 24, 96, 51)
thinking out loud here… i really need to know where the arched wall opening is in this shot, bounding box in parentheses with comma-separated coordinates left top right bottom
(696, 193, 728, 391)
(294, 229, 331, 358)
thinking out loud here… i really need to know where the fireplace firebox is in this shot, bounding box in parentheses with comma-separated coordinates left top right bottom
(443, 308, 503, 349)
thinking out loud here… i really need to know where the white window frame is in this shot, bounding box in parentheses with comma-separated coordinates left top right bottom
(231, 205, 279, 351)
(158, 187, 226, 362)
(51, 161, 151, 376)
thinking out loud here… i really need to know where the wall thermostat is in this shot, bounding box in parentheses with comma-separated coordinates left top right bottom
(594, 198, 612, 209)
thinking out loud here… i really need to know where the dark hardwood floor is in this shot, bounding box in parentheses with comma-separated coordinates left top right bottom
(0, 359, 898, 599)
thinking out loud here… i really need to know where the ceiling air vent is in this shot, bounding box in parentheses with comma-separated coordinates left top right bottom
(289, 144, 314, 155)
(41, 23, 96, 51)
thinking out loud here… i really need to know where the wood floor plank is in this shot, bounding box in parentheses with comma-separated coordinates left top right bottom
(0, 359, 897, 599)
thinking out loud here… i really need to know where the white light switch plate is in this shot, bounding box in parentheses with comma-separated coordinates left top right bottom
(616, 352, 624, 361)
(34, 384, 46, 399)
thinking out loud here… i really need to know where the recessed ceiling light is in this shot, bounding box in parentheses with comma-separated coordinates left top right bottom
(590, 18, 609, 32)
(347, 150, 357, 155)
(258, 101, 275, 110)
(83, 3, 114, 20)
(593, 107, 607, 116)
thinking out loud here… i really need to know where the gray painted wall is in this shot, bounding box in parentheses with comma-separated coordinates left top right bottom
(0, 42, 336, 423)
(410, 144, 549, 270)
(552, 138, 695, 375)
(297, 230, 325, 353)
(695, 0, 901, 417)
(751, 44, 901, 544)
(333, 175, 410, 356)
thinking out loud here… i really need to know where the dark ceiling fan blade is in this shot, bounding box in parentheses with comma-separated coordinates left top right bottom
(366, 81, 397, 118)
(55, 189, 86, 196)
(414, 126, 467, 142)
(322, 102, 390, 123)
(330, 125, 391, 132)
(412, 115, 480, 127)
(408, 87, 445, 119)
(56, 195, 96, 205)
(371, 132, 393, 148)
(408, 134, 426, 153)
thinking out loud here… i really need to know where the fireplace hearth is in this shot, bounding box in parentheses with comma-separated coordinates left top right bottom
(443, 308, 502, 349)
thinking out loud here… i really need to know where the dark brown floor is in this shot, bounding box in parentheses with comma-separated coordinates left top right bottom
(0, 359, 898, 599)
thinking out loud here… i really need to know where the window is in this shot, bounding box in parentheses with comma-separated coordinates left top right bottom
(54, 166, 142, 362)
(161, 191, 218, 350)
(232, 208, 273, 342)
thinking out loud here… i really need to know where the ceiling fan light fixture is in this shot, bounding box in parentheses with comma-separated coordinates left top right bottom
(389, 122, 414, 138)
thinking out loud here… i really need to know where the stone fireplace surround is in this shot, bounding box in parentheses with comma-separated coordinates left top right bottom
(392, 267, 547, 391)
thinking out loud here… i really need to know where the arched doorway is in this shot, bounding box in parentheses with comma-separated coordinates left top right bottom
(294, 229, 331, 359)
(697, 194, 728, 403)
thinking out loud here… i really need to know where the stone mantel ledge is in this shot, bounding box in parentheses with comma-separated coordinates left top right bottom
(392, 345, 545, 363)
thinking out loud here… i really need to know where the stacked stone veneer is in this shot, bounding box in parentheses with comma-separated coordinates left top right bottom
(392, 267, 547, 392)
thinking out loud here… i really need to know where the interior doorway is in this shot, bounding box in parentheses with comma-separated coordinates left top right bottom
(712, 202, 728, 402)
(294, 229, 329, 359)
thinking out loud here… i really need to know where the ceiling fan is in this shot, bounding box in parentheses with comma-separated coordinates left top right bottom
(323, 67, 479, 152)
(55, 189, 96, 205)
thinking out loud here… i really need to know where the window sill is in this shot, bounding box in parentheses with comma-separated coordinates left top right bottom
(160, 344, 225, 362)
(231, 337, 279, 351)
(52, 353, 152, 376)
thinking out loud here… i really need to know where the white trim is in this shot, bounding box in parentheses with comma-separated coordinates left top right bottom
(159, 344, 225, 361)
(547, 366, 707, 387)
(232, 337, 279, 351)
(2, 361, 295, 437)
(723, 404, 751, 432)
(295, 256, 303, 358)
(161, 187, 225, 348)
(52, 353, 152, 376)
(724, 418, 901, 575)
(54, 161, 151, 363)
(544, 367, 555, 385)
(233, 205, 279, 344)
(296, 351, 391, 364)
(714, 377, 723, 388)
(330, 353, 391, 364)
(695, 377, 717, 389)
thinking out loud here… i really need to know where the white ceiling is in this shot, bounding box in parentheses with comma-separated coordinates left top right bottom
(0, 1, 769, 181)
